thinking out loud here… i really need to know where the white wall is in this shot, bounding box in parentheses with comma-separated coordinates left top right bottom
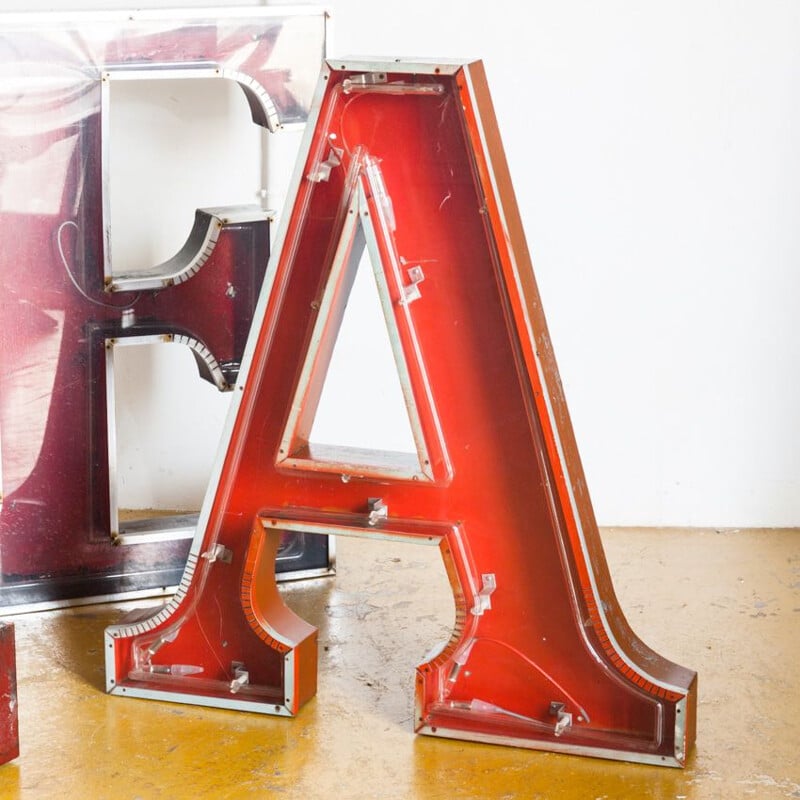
(11, 1, 800, 527)
(328, 1, 800, 528)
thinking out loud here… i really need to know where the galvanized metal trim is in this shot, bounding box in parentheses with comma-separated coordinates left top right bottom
(114, 526, 195, 547)
(105, 338, 120, 543)
(108, 684, 292, 716)
(272, 564, 336, 584)
(418, 723, 683, 768)
(261, 518, 443, 547)
(283, 650, 295, 712)
(674, 695, 688, 762)
(325, 58, 468, 76)
(106, 551, 200, 640)
(104, 630, 117, 692)
(2, 586, 175, 619)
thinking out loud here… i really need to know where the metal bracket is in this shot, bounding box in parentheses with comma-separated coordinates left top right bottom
(367, 498, 389, 527)
(230, 662, 250, 694)
(342, 72, 388, 93)
(470, 573, 496, 616)
(549, 701, 573, 737)
(401, 266, 425, 305)
(200, 544, 233, 565)
(307, 146, 343, 183)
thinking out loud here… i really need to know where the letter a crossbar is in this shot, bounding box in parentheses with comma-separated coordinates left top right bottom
(106, 59, 697, 767)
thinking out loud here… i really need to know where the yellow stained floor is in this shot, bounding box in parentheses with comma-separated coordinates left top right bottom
(0, 528, 798, 800)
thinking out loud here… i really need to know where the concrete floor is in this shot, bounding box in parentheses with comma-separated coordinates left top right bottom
(0, 528, 798, 799)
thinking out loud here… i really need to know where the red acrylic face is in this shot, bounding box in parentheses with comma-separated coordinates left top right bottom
(0, 9, 330, 610)
(106, 60, 696, 766)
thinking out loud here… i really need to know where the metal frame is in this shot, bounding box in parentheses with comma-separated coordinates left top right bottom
(105, 58, 696, 766)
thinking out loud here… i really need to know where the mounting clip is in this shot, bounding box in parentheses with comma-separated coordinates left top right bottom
(201, 543, 233, 564)
(367, 498, 389, 527)
(230, 662, 250, 694)
(401, 266, 425, 305)
(471, 573, 497, 616)
(550, 701, 573, 737)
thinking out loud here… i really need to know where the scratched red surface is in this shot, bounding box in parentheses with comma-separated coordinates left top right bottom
(0, 623, 18, 765)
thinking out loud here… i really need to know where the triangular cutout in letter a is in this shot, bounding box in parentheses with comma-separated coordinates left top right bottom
(309, 241, 416, 455)
(277, 163, 449, 483)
